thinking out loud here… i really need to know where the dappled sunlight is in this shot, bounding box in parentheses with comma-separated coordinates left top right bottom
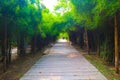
(41, 0, 58, 12)
(39, 76, 61, 80)
(49, 50, 56, 53)
(67, 53, 78, 58)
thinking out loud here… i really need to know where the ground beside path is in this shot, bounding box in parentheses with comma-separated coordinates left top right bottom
(20, 41, 107, 80)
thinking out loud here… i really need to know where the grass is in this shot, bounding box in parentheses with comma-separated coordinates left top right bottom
(74, 45, 120, 80)
(0, 51, 43, 80)
(83, 54, 120, 80)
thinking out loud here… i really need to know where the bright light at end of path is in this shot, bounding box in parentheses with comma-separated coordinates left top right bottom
(58, 39, 68, 42)
(41, 0, 58, 12)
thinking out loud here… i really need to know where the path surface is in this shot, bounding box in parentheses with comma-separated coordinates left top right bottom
(20, 41, 107, 80)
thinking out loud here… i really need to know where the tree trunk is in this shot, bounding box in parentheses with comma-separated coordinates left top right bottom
(8, 39, 11, 64)
(85, 28, 90, 54)
(79, 29, 84, 49)
(2, 23, 7, 72)
(18, 33, 25, 56)
(31, 34, 37, 53)
(34, 34, 37, 52)
(97, 42, 100, 56)
(114, 14, 119, 74)
(97, 35, 100, 56)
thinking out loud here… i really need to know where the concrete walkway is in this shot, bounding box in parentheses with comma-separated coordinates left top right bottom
(20, 41, 107, 80)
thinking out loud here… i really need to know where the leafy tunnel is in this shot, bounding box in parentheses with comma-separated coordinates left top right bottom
(0, 0, 120, 75)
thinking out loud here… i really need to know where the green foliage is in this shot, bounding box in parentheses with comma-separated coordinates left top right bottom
(0, 0, 120, 71)
(70, 0, 120, 29)
(0, 0, 120, 39)
(0, 0, 120, 45)
(58, 32, 69, 39)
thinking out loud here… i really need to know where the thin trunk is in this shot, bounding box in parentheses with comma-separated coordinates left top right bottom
(8, 39, 11, 64)
(97, 35, 100, 56)
(17, 36, 20, 55)
(77, 36, 80, 44)
(85, 28, 90, 54)
(6, 39, 9, 66)
(97, 40, 100, 56)
(80, 31, 84, 49)
(3, 24, 7, 72)
(34, 34, 37, 53)
(31, 34, 37, 53)
(114, 14, 119, 74)
(18, 33, 25, 56)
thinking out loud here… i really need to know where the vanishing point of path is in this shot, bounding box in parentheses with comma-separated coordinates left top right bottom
(20, 40, 107, 80)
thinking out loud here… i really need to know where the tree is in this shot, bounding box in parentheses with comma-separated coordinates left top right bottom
(70, 0, 120, 73)
(114, 13, 119, 74)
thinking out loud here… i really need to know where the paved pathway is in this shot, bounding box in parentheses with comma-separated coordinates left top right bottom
(20, 41, 107, 80)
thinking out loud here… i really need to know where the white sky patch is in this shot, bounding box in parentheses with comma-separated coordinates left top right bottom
(41, 0, 58, 12)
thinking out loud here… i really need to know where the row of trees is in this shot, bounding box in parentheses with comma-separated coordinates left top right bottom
(0, 0, 120, 74)
(39, 1, 120, 74)
(52, 0, 120, 74)
(67, 0, 120, 74)
(0, 0, 60, 72)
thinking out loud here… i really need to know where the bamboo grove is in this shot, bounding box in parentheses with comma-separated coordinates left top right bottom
(0, 0, 120, 74)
